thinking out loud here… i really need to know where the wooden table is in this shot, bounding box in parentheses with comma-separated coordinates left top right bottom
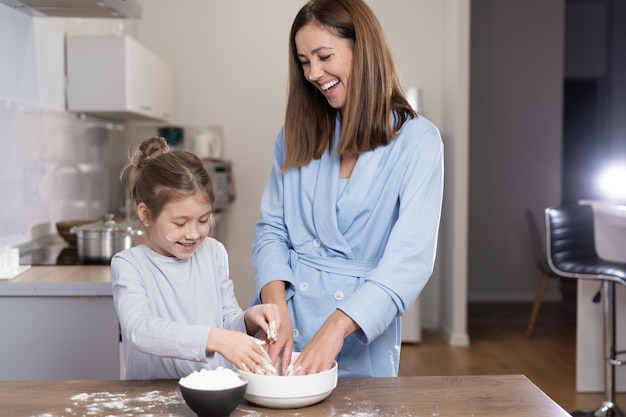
(0, 375, 571, 416)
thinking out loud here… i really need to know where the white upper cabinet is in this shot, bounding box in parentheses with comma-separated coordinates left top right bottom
(66, 35, 172, 121)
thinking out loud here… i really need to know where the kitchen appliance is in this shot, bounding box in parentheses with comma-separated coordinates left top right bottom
(56, 219, 97, 248)
(191, 127, 223, 159)
(158, 126, 184, 149)
(203, 158, 235, 212)
(71, 214, 140, 264)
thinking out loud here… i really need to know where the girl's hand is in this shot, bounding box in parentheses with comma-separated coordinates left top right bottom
(243, 303, 281, 343)
(205, 328, 269, 373)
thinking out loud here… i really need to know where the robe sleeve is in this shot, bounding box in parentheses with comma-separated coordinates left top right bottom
(250, 127, 297, 305)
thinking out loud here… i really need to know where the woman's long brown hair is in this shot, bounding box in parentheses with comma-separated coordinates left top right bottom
(282, 0, 416, 172)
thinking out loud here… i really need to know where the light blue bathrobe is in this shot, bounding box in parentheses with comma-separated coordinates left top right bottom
(251, 115, 444, 377)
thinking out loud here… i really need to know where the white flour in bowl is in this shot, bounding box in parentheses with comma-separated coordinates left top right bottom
(179, 367, 246, 390)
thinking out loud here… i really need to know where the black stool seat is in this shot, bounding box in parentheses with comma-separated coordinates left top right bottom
(548, 203, 626, 280)
(555, 259, 626, 281)
(546, 204, 626, 417)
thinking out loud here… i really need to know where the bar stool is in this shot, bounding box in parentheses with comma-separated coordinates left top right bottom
(546, 204, 626, 417)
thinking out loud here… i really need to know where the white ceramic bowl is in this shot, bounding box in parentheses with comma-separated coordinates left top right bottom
(237, 352, 338, 409)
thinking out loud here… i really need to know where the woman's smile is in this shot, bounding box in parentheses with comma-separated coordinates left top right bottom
(321, 79, 340, 91)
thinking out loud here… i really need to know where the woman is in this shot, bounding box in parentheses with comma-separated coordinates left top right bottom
(252, 0, 443, 377)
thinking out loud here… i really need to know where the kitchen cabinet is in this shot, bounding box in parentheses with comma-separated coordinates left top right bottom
(0, 266, 120, 380)
(66, 35, 172, 121)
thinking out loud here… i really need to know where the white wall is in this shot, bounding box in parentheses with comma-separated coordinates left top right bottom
(0, 0, 470, 344)
(131, 0, 459, 332)
(0, 0, 590, 343)
(438, 0, 470, 345)
(131, 0, 304, 311)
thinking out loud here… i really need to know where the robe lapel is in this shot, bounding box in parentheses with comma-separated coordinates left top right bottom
(310, 143, 347, 252)
(336, 148, 384, 230)
(309, 128, 387, 258)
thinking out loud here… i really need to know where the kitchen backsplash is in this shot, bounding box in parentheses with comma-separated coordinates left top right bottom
(0, 100, 134, 246)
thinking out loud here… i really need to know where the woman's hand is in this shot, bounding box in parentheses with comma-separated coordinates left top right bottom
(259, 281, 294, 373)
(205, 328, 269, 373)
(266, 304, 294, 372)
(243, 303, 281, 342)
(293, 309, 358, 375)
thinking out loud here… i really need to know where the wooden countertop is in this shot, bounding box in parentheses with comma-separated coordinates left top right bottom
(9, 265, 111, 283)
(0, 266, 112, 296)
(0, 375, 570, 416)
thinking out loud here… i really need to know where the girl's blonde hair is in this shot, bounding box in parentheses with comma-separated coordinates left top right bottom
(121, 137, 215, 224)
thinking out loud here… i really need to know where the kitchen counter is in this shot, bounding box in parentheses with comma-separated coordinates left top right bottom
(0, 265, 112, 296)
(0, 266, 119, 380)
(0, 375, 570, 417)
(9, 265, 111, 282)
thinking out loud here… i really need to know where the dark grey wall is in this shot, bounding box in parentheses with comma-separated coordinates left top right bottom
(468, 0, 565, 301)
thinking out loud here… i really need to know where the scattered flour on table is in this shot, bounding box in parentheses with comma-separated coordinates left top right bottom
(179, 367, 245, 390)
(33, 388, 183, 416)
(236, 406, 270, 416)
(334, 398, 419, 417)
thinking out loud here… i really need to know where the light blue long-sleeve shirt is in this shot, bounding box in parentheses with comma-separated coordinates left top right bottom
(252, 115, 444, 377)
(111, 239, 245, 380)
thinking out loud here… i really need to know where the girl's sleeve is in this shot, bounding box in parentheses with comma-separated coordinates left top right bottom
(111, 255, 212, 362)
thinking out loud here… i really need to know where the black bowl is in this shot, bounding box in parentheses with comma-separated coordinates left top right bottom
(179, 380, 247, 417)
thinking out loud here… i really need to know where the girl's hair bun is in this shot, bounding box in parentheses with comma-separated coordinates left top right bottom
(136, 137, 169, 168)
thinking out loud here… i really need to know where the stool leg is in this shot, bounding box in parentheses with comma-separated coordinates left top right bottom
(594, 281, 623, 417)
(572, 281, 625, 417)
(526, 272, 550, 337)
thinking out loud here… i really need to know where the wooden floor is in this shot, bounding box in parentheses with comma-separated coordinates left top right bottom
(399, 301, 626, 415)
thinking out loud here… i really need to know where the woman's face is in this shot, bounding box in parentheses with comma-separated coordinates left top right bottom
(139, 191, 212, 259)
(295, 23, 353, 111)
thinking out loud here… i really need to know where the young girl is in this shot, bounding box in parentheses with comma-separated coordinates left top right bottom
(112, 136, 280, 380)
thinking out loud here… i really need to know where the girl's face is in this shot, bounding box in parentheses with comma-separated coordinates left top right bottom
(140, 191, 212, 260)
(295, 23, 353, 111)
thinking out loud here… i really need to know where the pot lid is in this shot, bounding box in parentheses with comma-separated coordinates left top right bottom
(74, 214, 133, 233)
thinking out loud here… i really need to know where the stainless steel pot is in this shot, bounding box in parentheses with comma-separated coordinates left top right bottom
(71, 214, 140, 263)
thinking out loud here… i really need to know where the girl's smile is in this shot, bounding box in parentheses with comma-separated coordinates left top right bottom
(141, 191, 213, 259)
